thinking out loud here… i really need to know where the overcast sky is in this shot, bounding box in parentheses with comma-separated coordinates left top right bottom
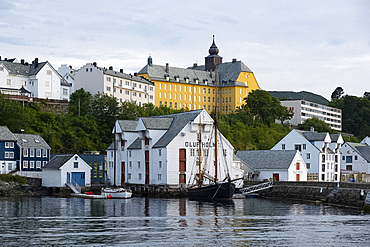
(1, 0, 369, 100)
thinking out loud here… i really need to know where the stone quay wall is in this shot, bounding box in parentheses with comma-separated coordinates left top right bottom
(254, 181, 370, 208)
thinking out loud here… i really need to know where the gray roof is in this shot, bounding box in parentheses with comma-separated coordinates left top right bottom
(0, 126, 17, 141)
(0, 60, 47, 76)
(127, 137, 142, 150)
(152, 110, 202, 148)
(346, 142, 370, 162)
(236, 150, 298, 170)
(137, 60, 251, 88)
(268, 91, 329, 106)
(301, 131, 328, 141)
(103, 68, 154, 85)
(118, 120, 139, 132)
(13, 133, 51, 149)
(43, 154, 74, 170)
(141, 117, 173, 130)
(106, 142, 114, 150)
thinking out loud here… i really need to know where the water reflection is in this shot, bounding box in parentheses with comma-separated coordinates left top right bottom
(0, 197, 369, 246)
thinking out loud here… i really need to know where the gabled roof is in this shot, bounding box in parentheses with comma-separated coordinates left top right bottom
(43, 154, 74, 170)
(141, 117, 173, 130)
(268, 91, 329, 106)
(346, 142, 370, 162)
(0, 126, 17, 141)
(138, 61, 250, 88)
(117, 120, 138, 132)
(0, 60, 54, 77)
(13, 133, 51, 149)
(152, 110, 203, 148)
(301, 131, 328, 142)
(106, 142, 114, 150)
(127, 137, 142, 149)
(236, 150, 298, 170)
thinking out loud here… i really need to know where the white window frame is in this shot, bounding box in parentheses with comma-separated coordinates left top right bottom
(30, 161, 35, 169)
(10, 142, 14, 148)
(24, 148, 28, 157)
(36, 161, 41, 168)
(9, 152, 14, 159)
(5, 142, 9, 148)
(43, 149, 47, 157)
(5, 152, 9, 158)
(36, 149, 41, 157)
(43, 161, 47, 167)
(23, 161, 28, 169)
(30, 149, 34, 157)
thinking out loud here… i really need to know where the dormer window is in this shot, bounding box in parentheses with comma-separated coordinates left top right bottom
(194, 78, 199, 84)
(184, 77, 189, 83)
(203, 79, 208, 85)
(174, 75, 179, 82)
(164, 74, 170, 81)
(35, 139, 40, 143)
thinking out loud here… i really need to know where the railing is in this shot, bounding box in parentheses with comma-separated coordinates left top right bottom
(240, 181, 274, 195)
(66, 179, 81, 193)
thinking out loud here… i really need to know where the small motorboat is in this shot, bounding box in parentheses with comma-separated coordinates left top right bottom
(101, 187, 132, 199)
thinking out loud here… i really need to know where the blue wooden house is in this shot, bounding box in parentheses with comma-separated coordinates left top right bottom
(0, 126, 18, 174)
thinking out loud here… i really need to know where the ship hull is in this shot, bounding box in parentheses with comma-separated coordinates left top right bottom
(188, 181, 235, 201)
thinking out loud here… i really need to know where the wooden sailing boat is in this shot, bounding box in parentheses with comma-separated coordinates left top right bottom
(101, 125, 132, 199)
(188, 66, 235, 201)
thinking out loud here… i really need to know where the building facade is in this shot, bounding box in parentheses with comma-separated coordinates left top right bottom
(271, 129, 343, 182)
(57, 64, 75, 101)
(269, 91, 342, 131)
(340, 141, 370, 174)
(106, 109, 243, 188)
(0, 57, 70, 100)
(42, 154, 91, 187)
(236, 150, 307, 182)
(74, 63, 155, 106)
(0, 126, 18, 174)
(137, 36, 261, 114)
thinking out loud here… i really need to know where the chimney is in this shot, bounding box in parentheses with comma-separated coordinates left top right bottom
(232, 58, 237, 63)
(34, 58, 39, 68)
(310, 126, 315, 132)
(120, 69, 123, 73)
(193, 63, 198, 68)
(109, 66, 113, 70)
(134, 72, 137, 76)
(69, 65, 72, 69)
(21, 59, 25, 65)
(93, 62, 97, 67)
(165, 63, 169, 73)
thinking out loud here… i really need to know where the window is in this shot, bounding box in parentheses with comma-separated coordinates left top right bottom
(138, 161, 141, 168)
(159, 161, 162, 168)
(158, 174, 162, 181)
(129, 151, 132, 157)
(8, 163, 12, 171)
(321, 174, 325, 181)
(36, 149, 41, 157)
(296, 162, 300, 170)
(30, 149, 34, 157)
(5, 152, 9, 158)
(346, 165, 352, 171)
(9, 152, 14, 159)
(43, 161, 47, 167)
(7, 79, 11, 85)
(74, 162, 78, 168)
(128, 173, 131, 180)
(129, 161, 132, 168)
(335, 164, 338, 172)
(190, 149, 195, 156)
(322, 164, 325, 172)
(106, 86, 111, 92)
(355, 156, 358, 160)
(43, 149, 47, 157)
(63, 89, 68, 95)
(303, 144, 306, 150)
(45, 81, 50, 87)
(46, 70, 52, 75)
(24, 149, 28, 157)
(282, 144, 285, 150)
(36, 161, 41, 168)
(138, 173, 142, 180)
(307, 153, 311, 159)
(306, 163, 310, 169)
(345, 156, 352, 163)
(342, 156, 345, 160)
(159, 149, 162, 156)
(295, 144, 301, 152)
(322, 154, 325, 163)
(23, 161, 28, 169)
(30, 161, 35, 169)
(5, 142, 9, 148)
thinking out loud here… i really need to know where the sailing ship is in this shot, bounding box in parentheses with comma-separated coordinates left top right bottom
(102, 127, 132, 199)
(187, 66, 236, 201)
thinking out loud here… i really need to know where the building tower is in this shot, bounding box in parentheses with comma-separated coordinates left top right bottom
(204, 35, 223, 71)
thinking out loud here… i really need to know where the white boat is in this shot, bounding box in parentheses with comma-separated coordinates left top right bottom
(71, 193, 107, 199)
(101, 187, 132, 199)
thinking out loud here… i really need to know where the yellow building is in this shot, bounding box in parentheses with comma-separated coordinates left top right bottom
(137, 36, 260, 114)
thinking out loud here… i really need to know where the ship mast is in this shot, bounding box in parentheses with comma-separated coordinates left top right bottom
(198, 115, 202, 186)
(214, 66, 218, 182)
(113, 124, 116, 187)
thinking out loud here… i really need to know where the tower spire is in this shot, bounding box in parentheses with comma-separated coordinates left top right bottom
(205, 35, 223, 71)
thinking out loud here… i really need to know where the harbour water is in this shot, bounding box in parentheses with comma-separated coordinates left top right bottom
(0, 196, 369, 246)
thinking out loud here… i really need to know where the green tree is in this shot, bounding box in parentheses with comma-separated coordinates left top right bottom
(331, 87, 344, 101)
(298, 117, 335, 133)
(242, 89, 292, 125)
(69, 89, 92, 116)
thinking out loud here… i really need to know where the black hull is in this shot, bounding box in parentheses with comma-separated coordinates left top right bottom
(188, 181, 235, 201)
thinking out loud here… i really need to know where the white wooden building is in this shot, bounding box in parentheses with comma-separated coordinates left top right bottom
(42, 154, 91, 187)
(271, 129, 343, 182)
(106, 109, 243, 188)
(236, 150, 307, 181)
(74, 63, 155, 106)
